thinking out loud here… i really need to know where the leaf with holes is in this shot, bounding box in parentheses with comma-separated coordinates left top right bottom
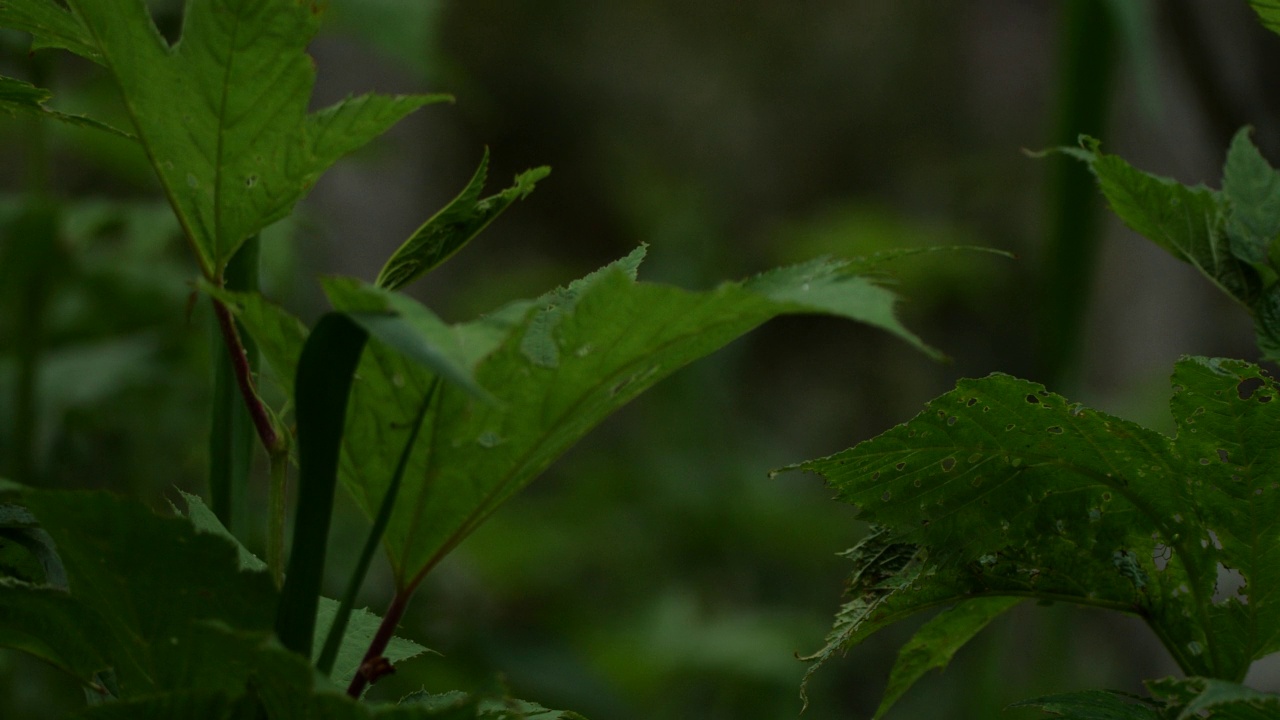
(784, 356, 1280, 711)
(0, 0, 447, 278)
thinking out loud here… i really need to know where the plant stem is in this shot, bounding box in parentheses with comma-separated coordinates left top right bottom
(211, 297, 280, 455)
(346, 586, 413, 698)
(209, 237, 260, 531)
(266, 448, 288, 586)
(1036, 0, 1116, 389)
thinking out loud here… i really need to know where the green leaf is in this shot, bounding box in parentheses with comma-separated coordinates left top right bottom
(1062, 137, 1247, 302)
(1248, 1, 1280, 38)
(1064, 132, 1280, 360)
(0, 76, 132, 137)
(0, 0, 446, 277)
(1148, 677, 1280, 719)
(399, 690, 590, 720)
(1011, 689, 1165, 719)
(786, 356, 1280, 699)
(873, 597, 1020, 719)
(328, 250, 933, 587)
(0, 0, 100, 61)
(0, 487, 279, 697)
(178, 491, 430, 689)
(376, 150, 551, 291)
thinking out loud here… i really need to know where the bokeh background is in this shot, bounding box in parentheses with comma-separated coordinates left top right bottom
(2, 0, 1279, 717)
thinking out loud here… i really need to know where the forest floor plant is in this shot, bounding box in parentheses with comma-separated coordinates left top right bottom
(0, 1, 936, 717)
(781, 2, 1280, 718)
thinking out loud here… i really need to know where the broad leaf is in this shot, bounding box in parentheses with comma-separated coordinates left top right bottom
(0, 0, 446, 277)
(1063, 130, 1280, 359)
(0, 487, 279, 697)
(786, 356, 1280, 704)
(226, 249, 931, 587)
(376, 150, 551, 291)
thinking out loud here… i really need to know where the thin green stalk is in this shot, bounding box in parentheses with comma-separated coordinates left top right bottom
(209, 236, 260, 532)
(1036, 0, 1117, 389)
(316, 380, 437, 677)
(8, 53, 55, 486)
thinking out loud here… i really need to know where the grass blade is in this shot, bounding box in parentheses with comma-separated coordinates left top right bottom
(315, 378, 437, 677)
(275, 312, 368, 657)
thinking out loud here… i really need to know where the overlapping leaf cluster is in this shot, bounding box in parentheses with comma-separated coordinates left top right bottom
(787, 357, 1280, 717)
(221, 246, 931, 591)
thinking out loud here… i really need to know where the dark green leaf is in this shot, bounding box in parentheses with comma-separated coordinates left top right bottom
(178, 491, 430, 689)
(1248, 1, 1280, 38)
(276, 313, 369, 658)
(376, 150, 550, 291)
(786, 356, 1280, 694)
(1148, 677, 1280, 720)
(0, 487, 278, 696)
(1011, 689, 1165, 719)
(873, 597, 1020, 718)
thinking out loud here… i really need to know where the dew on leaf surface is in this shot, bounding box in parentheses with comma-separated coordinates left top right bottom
(941, 457, 956, 471)
(476, 431, 503, 448)
(1186, 641, 1204, 657)
(881, 490, 892, 502)
(1047, 426, 1063, 434)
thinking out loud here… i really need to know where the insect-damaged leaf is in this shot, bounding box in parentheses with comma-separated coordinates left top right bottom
(785, 356, 1280, 710)
(0, 0, 447, 278)
(376, 149, 550, 292)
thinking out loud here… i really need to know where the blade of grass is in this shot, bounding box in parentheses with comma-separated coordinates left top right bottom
(315, 378, 438, 677)
(1036, 0, 1117, 388)
(209, 235, 259, 532)
(275, 312, 369, 657)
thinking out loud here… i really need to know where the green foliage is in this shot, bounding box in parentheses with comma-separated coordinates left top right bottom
(787, 356, 1280, 713)
(376, 150, 551, 292)
(0, 0, 938, 716)
(1060, 129, 1280, 360)
(223, 248, 930, 591)
(0, 0, 446, 279)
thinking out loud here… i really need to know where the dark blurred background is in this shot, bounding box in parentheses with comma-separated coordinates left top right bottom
(2, 0, 1279, 718)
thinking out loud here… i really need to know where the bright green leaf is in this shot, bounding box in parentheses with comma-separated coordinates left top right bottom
(0, 0, 446, 277)
(376, 150, 550, 291)
(1248, 1, 1280, 38)
(786, 356, 1280, 701)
